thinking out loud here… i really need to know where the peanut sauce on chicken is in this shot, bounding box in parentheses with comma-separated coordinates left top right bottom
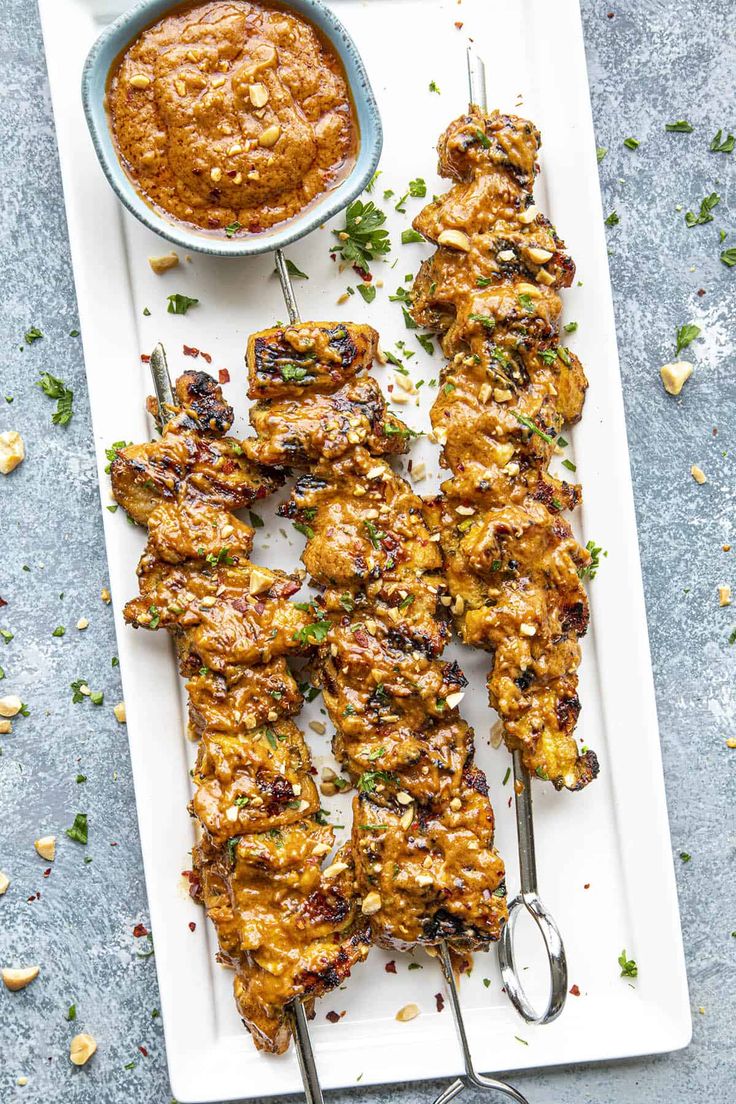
(106, 0, 357, 236)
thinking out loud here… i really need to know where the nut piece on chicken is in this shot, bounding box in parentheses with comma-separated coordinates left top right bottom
(411, 107, 597, 790)
(111, 371, 281, 525)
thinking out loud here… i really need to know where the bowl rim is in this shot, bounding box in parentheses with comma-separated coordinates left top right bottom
(81, 0, 383, 257)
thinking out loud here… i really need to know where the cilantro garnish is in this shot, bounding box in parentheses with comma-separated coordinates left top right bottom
(675, 323, 700, 356)
(66, 813, 88, 845)
(665, 120, 693, 133)
(685, 192, 720, 227)
(331, 199, 391, 272)
(37, 372, 74, 426)
(618, 949, 638, 978)
(166, 293, 199, 315)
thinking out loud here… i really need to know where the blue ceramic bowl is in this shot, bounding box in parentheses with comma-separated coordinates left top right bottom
(81, 0, 383, 256)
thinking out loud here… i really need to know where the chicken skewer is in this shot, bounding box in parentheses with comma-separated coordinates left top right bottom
(115, 343, 371, 1103)
(270, 251, 529, 1104)
(412, 49, 574, 1026)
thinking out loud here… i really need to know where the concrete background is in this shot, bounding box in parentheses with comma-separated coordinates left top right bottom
(0, 0, 734, 1101)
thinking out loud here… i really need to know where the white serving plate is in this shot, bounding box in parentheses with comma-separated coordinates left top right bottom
(38, 1, 692, 1100)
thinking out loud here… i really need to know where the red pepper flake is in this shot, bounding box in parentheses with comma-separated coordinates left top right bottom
(455, 21, 464, 29)
(43, 868, 51, 879)
(181, 869, 197, 883)
(188, 921, 196, 932)
(218, 368, 230, 384)
(569, 984, 581, 997)
(27, 893, 40, 902)
(0, 597, 7, 608)
(138, 1045, 149, 1057)
(583, 883, 590, 890)
(140, 354, 151, 363)
(325, 1011, 340, 1024)
(133, 923, 149, 938)
(435, 993, 445, 1012)
(697, 289, 706, 297)
(384, 960, 397, 974)
(183, 345, 200, 358)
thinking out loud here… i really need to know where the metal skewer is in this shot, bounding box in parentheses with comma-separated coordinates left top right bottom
(466, 46, 567, 1026)
(147, 338, 325, 1104)
(273, 255, 528, 1104)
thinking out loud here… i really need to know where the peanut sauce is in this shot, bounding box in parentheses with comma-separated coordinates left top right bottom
(106, 1, 357, 237)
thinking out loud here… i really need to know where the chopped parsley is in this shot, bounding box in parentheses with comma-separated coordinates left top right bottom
(293, 622, 330, 646)
(280, 363, 308, 382)
(665, 120, 693, 133)
(37, 372, 74, 426)
(331, 199, 391, 272)
(468, 312, 495, 329)
(416, 333, 434, 356)
(428, 80, 440, 94)
(104, 441, 131, 474)
(720, 248, 736, 268)
(618, 949, 638, 978)
(401, 229, 425, 245)
(0, 629, 13, 644)
(710, 129, 735, 153)
(363, 520, 385, 549)
(224, 221, 241, 238)
(249, 510, 264, 528)
(474, 128, 491, 149)
(358, 284, 376, 304)
(604, 211, 620, 227)
(596, 146, 607, 163)
(579, 540, 606, 580)
(679, 852, 692, 863)
(66, 1004, 77, 1021)
(623, 137, 639, 150)
(563, 321, 578, 333)
(70, 679, 89, 704)
(685, 192, 719, 227)
(24, 326, 43, 345)
(675, 323, 700, 356)
(65, 813, 88, 845)
(357, 770, 396, 794)
(52, 626, 66, 638)
(285, 259, 309, 279)
(166, 293, 199, 315)
(518, 293, 535, 313)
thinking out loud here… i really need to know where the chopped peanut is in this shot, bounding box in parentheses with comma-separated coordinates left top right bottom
(113, 702, 127, 724)
(0, 431, 25, 475)
(718, 585, 732, 607)
(69, 1034, 97, 1066)
(148, 252, 179, 275)
(395, 1003, 420, 1022)
(34, 836, 56, 862)
(690, 465, 707, 485)
(2, 966, 40, 991)
(660, 360, 693, 396)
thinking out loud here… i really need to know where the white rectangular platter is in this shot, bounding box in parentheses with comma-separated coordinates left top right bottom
(38, 0, 692, 1100)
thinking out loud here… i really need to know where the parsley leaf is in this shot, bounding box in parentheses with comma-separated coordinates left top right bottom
(166, 293, 199, 315)
(25, 326, 43, 345)
(37, 372, 74, 426)
(104, 440, 131, 474)
(720, 248, 736, 268)
(293, 622, 330, 646)
(665, 120, 693, 133)
(685, 192, 720, 227)
(401, 229, 425, 245)
(710, 129, 735, 153)
(604, 211, 620, 227)
(596, 147, 607, 163)
(224, 221, 241, 238)
(618, 949, 638, 978)
(358, 284, 376, 304)
(428, 80, 440, 94)
(675, 323, 700, 356)
(511, 410, 555, 445)
(65, 813, 88, 845)
(623, 137, 639, 150)
(331, 199, 391, 272)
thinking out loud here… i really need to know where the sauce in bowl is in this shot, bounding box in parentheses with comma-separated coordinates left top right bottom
(106, 1, 358, 238)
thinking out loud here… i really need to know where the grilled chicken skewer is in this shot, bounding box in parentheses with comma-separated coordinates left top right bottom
(412, 48, 576, 1028)
(412, 67, 597, 795)
(112, 346, 370, 1083)
(260, 253, 528, 1104)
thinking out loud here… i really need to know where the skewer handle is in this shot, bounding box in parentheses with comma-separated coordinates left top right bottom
(290, 1000, 325, 1104)
(433, 943, 529, 1104)
(275, 247, 301, 324)
(497, 753, 567, 1024)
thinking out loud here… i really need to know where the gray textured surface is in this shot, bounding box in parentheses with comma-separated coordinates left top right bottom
(1, 1, 734, 1101)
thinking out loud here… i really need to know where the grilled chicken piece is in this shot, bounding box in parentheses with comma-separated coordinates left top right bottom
(246, 322, 379, 400)
(193, 822, 370, 1053)
(425, 495, 597, 790)
(280, 450, 443, 589)
(111, 371, 281, 525)
(353, 767, 507, 952)
(186, 659, 302, 738)
(124, 501, 309, 675)
(193, 719, 320, 844)
(244, 375, 410, 468)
